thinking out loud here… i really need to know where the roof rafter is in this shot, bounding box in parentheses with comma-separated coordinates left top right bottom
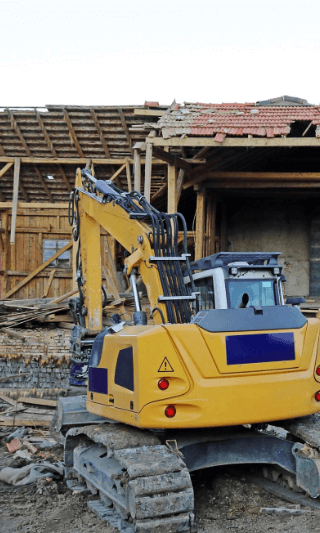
(63, 108, 84, 158)
(6, 109, 31, 156)
(36, 110, 57, 157)
(33, 165, 54, 202)
(118, 108, 133, 155)
(90, 109, 111, 158)
(58, 164, 72, 192)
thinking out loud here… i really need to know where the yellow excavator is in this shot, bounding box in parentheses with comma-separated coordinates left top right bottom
(56, 168, 320, 533)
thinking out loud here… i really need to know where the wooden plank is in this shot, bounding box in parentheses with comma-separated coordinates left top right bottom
(203, 180, 320, 189)
(0, 415, 51, 427)
(125, 158, 132, 192)
(144, 143, 153, 202)
(0, 162, 13, 180)
(42, 268, 56, 297)
(133, 149, 141, 192)
(63, 108, 84, 158)
(90, 109, 111, 157)
(195, 188, 205, 260)
(110, 163, 126, 182)
(167, 164, 177, 214)
(50, 288, 78, 304)
(0, 393, 19, 407)
(10, 157, 21, 244)
(0, 202, 68, 209)
(0, 373, 30, 382)
(0, 328, 28, 341)
(149, 137, 320, 147)
(18, 397, 57, 407)
(5, 240, 72, 298)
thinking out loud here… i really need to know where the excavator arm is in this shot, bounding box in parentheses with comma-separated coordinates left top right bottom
(69, 168, 196, 333)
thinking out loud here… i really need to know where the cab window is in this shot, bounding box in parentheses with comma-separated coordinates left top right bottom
(227, 279, 277, 309)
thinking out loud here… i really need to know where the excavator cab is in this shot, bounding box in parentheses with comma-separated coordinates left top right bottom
(184, 252, 285, 312)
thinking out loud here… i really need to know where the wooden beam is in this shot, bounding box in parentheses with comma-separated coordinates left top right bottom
(110, 162, 126, 182)
(177, 169, 185, 204)
(133, 109, 165, 116)
(42, 268, 56, 297)
(0, 190, 4, 201)
(58, 164, 72, 192)
(0, 156, 166, 165)
(10, 157, 20, 244)
(203, 180, 320, 189)
(36, 111, 57, 157)
(125, 157, 132, 192)
(118, 109, 133, 154)
(33, 166, 54, 202)
(192, 147, 211, 160)
(63, 108, 84, 158)
(195, 188, 205, 260)
(0, 201, 68, 209)
(134, 149, 141, 192)
(167, 164, 177, 213)
(0, 144, 6, 156)
(144, 143, 153, 202)
(90, 109, 111, 158)
(149, 137, 320, 148)
(19, 179, 29, 202)
(152, 147, 191, 171)
(206, 172, 320, 180)
(0, 162, 13, 180)
(5, 240, 72, 298)
(151, 182, 167, 202)
(6, 109, 31, 155)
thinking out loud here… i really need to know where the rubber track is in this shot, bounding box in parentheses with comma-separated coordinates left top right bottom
(66, 423, 195, 533)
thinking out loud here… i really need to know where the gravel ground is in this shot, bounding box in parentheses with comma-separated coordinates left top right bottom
(1, 434, 320, 533)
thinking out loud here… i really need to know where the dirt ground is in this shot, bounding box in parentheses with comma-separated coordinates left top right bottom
(1, 434, 320, 533)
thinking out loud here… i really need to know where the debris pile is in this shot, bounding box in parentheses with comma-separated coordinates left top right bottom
(0, 393, 57, 427)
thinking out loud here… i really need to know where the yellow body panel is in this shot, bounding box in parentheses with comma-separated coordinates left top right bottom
(87, 318, 320, 429)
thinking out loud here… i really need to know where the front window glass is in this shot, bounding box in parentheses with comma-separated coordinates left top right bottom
(227, 279, 276, 309)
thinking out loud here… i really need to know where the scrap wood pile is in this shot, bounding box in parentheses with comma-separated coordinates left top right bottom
(0, 393, 57, 428)
(0, 287, 149, 331)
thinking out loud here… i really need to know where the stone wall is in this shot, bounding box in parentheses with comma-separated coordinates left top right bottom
(0, 327, 71, 391)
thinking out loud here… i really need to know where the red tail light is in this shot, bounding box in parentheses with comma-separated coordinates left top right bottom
(315, 391, 320, 402)
(165, 405, 176, 418)
(158, 378, 169, 391)
(316, 366, 320, 377)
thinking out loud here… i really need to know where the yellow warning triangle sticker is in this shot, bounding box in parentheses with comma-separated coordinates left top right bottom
(158, 357, 174, 373)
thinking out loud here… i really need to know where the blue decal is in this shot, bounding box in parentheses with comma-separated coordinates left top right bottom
(226, 332, 295, 365)
(89, 367, 108, 394)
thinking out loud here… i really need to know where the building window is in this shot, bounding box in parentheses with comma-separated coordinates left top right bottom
(43, 239, 71, 268)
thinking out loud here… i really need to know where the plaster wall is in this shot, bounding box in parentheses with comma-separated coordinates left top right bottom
(227, 198, 309, 297)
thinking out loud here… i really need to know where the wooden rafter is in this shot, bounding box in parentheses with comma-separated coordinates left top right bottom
(90, 109, 111, 158)
(110, 163, 126, 182)
(151, 182, 167, 202)
(36, 111, 57, 157)
(33, 166, 54, 202)
(0, 156, 168, 165)
(0, 162, 13, 180)
(118, 108, 133, 155)
(58, 164, 72, 192)
(125, 158, 132, 192)
(0, 144, 6, 156)
(6, 109, 31, 156)
(63, 108, 84, 158)
(19, 180, 29, 202)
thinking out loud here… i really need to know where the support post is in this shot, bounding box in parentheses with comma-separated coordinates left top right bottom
(195, 187, 205, 260)
(144, 143, 152, 202)
(134, 149, 141, 192)
(167, 163, 178, 214)
(10, 157, 20, 245)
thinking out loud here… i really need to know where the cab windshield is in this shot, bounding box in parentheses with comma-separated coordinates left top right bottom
(227, 279, 277, 309)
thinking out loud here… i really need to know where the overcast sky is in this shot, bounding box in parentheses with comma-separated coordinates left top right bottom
(1, 0, 320, 107)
